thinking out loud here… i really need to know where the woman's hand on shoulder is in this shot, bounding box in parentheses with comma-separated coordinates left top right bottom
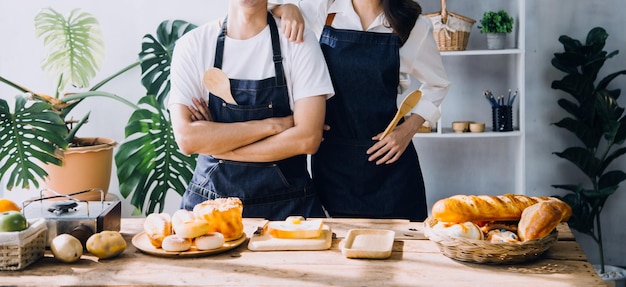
(272, 4, 305, 43)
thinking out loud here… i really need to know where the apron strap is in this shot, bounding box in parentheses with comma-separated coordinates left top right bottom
(267, 13, 285, 87)
(213, 13, 286, 87)
(214, 17, 228, 69)
(325, 13, 336, 26)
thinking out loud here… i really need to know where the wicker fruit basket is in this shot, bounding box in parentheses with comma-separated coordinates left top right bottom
(0, 217, 47, 270)
(424, 0, 475, 51)
(423, 217, 558, 264)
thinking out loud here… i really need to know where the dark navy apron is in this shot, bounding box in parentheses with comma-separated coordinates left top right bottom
(312, 14, 427, 221)
(181, 13, 325, 221)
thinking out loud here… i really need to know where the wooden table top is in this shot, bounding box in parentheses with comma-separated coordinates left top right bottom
(0, 218, 607, 286)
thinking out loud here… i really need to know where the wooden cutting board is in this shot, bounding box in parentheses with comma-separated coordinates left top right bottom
(247, 224, 332, 251)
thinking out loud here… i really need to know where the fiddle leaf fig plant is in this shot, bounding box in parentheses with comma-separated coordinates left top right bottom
(115, 20, 198, 215)
(0, 7, 138, 190)
(551, 27, 626, 275)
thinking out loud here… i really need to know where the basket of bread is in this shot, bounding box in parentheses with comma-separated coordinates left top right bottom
(423, 194, 572, 264)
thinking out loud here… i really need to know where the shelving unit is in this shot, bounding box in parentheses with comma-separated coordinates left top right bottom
(413, 0, 526, 206)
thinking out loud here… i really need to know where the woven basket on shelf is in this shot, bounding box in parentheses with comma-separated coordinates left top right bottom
(0, 218, 47, 271)
(424, 0, 476, 51)
(423, 217, 558, 264)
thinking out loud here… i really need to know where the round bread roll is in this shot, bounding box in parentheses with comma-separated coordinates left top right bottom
(172, 209, 211, 239)
(194, 232, 225, 250)
(161, 235, 192, 252)
(144, 212, 172, 248)
(433, 221, 484, 240)
(487, 229, 519, 243)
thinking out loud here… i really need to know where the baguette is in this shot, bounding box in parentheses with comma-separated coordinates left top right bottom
(431, 194, 553, 223)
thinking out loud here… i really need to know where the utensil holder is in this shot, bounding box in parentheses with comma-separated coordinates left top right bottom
(492, 106, 513, 132)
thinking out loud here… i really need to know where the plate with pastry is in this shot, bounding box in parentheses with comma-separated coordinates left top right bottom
(132, 231, 246, 258)
(133, 197, 247, 257)
(248, 216, 332, 251)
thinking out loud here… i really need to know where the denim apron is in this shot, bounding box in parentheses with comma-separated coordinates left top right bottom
(312, 15, 427, 221)
(181, 13, 325, 221)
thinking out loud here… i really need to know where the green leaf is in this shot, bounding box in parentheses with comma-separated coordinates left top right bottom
(139, 20, 197, 108)
(0, 96, 68, 190)
(554, 147, 601, 179)
(598, 171, 626, 191)
(35, 8, 104, 93)
(115, 94, 196, 215)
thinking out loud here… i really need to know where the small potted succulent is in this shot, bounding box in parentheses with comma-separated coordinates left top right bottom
(478, 10, 514, 49)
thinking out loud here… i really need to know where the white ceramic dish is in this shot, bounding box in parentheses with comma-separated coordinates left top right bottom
(340, 229, 395, 259)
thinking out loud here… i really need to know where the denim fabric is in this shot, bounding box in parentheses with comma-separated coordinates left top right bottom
(180, 13, 325, 221)
(312, 23, 427, 221)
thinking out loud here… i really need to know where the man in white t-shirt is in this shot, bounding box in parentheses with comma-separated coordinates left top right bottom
(168, 0, 334, 220)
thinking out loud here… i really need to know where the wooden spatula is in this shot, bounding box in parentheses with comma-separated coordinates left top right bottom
(203, 67, 237, 104)
(379, 90, 422, 140)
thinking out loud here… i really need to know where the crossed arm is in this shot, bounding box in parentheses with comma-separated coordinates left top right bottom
(169, 95, 326, 162)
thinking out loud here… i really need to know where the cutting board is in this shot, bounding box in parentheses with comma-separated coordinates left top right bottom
(247, 224, 332, 251)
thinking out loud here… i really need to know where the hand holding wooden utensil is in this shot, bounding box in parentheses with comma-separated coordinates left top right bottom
(379, 90, 422, 140)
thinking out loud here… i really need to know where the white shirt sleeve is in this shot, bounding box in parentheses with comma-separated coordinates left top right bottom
(168, 22, 219, 108)
(400, 16, 450, 126)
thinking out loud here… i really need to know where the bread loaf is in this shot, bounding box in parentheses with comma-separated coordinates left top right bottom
(171, 209, 211, 239)
(144, 213, 172, 248)
(432, 221, 484, 240)
(193, 197, 244, 241)
(518, 199, 571, 241)
(431, 194, 552, 223)
(161, 235, 192, 252)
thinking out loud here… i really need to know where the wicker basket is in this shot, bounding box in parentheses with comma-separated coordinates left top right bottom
(423, 217, 558, 264)
(424, 0, 476, 51)
(0, 217, 47, 270)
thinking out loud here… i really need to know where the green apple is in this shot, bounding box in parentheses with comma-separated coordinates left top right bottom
(0, 210, 28, 232)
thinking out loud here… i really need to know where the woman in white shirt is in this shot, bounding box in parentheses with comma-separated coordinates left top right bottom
(275, 0, 450, 221)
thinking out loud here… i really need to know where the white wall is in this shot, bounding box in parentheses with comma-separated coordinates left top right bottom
(1, 0, 625, 267)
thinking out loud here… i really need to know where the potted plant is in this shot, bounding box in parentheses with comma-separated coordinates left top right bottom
(1, 9, 199, 213)
(478, 10, 514, 49)
(550, 26, 626, 282)
(0, 8, 139, 200)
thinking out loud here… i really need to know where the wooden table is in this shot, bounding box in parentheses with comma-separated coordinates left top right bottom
(0, 218, 606, 286)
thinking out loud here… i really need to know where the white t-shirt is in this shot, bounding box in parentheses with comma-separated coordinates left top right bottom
(282, 0, 450, 126)
(168, 16, 334, 110)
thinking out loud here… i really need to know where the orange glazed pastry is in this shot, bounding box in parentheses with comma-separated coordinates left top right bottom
(193, 197, 244, 241)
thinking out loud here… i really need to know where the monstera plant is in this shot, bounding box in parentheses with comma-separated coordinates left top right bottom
(0, 8, 138, 191)
(551, 27, 626, 275)
(115, 20, 198, 215)
(0, 8, 198, 214)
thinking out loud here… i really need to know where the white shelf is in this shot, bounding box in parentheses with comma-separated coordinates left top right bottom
(441, 49, 524, 56)
(414, 0, 526, 201)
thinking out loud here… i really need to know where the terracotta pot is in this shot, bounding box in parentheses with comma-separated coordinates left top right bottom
(42, 137, 117, 201)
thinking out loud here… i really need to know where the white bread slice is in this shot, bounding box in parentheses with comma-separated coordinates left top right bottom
(267, 218, 324, 239)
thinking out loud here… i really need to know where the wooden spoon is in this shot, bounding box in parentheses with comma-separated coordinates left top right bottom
(379, 90, 422, 140)
(203, 67, 237, 104)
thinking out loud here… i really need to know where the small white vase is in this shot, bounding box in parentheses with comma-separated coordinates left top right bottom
(486, 33, 506, 49)
(594, 265, 626, 287)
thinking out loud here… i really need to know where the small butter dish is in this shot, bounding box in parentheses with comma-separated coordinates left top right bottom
(340, 229, 395, 259)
